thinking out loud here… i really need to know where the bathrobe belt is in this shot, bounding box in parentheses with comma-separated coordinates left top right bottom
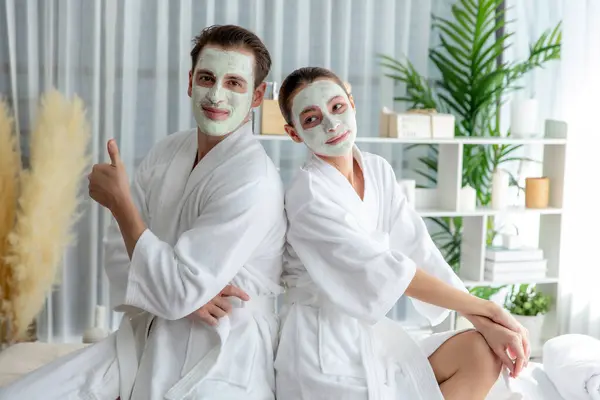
(116, 295, 277, 400)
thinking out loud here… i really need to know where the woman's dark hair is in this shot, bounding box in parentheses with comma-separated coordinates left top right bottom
(278, 67, 349, 125)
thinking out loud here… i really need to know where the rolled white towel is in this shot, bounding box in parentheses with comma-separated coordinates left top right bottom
(543, 334, 600, 400)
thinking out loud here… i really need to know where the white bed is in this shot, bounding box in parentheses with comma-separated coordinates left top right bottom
(0, 342, 88, 387)
(0, 342, 564, 399)
(487, 362, 565, 400)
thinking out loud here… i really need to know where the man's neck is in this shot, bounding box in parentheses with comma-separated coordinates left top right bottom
(195, 116, 251, 165)
(196, 128, 227, 164)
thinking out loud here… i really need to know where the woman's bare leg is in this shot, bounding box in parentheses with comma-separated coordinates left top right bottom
(428, 330, 502, 400)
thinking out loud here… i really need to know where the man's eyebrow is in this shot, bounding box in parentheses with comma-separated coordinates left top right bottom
(224, 74, 248, 83)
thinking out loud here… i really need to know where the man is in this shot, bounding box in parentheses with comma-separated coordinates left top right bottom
(0, 25, 286, 400)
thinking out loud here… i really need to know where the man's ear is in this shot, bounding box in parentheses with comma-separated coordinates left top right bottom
(284, 124, 303, 143)
(251, 82, 267, 108)
(187, 70, 193, 97)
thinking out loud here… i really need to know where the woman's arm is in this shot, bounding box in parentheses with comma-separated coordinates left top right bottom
(404, 268, 496, 319)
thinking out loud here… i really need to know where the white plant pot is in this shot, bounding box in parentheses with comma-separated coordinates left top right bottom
(512, 314, 545, 346)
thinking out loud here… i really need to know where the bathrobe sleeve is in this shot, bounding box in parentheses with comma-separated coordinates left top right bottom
(385, 164, 467, 326)
(286, 196, 418, 325)
(104, 167, 150, 312)
(124, 176, 282, 320)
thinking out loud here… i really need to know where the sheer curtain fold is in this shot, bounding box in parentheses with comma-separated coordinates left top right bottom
(3, 0, 594, 342)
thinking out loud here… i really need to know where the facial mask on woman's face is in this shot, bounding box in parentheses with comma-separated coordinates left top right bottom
(291, 80, 357, 157)
(191, 48, 255, 136)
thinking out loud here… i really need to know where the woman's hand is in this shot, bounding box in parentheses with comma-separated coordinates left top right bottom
(466, 313, 530, 378)
(487, 302, 527, 334)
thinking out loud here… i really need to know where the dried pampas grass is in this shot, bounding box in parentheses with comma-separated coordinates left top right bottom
(1, 90, 90, 341)
(0, 99, 21, 342)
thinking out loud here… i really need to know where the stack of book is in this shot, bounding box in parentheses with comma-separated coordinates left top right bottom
(484, 247, 547, 282)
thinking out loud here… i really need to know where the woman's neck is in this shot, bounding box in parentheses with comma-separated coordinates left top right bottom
(319, 152, 354, 182)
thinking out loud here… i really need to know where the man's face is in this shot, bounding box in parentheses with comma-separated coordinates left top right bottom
(190, 46, 255, 136)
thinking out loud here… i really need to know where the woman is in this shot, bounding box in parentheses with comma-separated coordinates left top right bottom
(274, 67, 529, 400)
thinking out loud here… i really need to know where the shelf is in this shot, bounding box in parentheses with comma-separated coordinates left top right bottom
(462, 277, 559, 287)
(417, 206, 562, 217)
(253, 134, 567, 145)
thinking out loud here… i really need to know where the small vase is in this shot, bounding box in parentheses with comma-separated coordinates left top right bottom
(491, 169, 509, 210)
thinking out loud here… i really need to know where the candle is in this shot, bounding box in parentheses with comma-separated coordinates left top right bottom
(491, 169, 509, 210)
(511, 99, 539, 138)
(525, 177, 550, 208)
(398, 180, 416, 204)
(502, 233, 521, 249)
(460, 185, 477, 211)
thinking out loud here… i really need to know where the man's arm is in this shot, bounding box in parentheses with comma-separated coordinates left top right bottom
(92, 140, 263, 321)
(120, 175, 280, 320)
(111, 197, 146, 260)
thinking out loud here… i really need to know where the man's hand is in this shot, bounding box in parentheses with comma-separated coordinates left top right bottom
(190, 285, 250, 326)
(466, 314, 530, 378)
(88, 139, 131, 213)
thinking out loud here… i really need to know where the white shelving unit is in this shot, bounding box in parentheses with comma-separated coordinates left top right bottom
(256, 120, 568, 358)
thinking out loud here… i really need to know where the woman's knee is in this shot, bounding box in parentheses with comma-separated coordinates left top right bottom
(465, 331, 502, 378)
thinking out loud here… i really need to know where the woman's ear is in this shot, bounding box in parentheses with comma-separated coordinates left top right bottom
(284, 124, 303, 143)
(349, 94, 355, 110)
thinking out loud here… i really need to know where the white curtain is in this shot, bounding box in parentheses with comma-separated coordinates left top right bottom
(552, 0, 600, 338)
(0, 0, 448, 342)
(3, 0, 596, 343)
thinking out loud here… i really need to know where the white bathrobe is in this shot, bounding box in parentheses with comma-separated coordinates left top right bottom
(275, 147, 467, 400)
(0, 121, 287, 400)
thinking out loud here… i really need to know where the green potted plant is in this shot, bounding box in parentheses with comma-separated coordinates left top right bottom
(504, 284, 552, 345)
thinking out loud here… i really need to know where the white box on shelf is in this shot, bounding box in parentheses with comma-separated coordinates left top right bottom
(381, 109, 456, 139)
(431, 114, 455, 138)
(389, 113, 432, 138)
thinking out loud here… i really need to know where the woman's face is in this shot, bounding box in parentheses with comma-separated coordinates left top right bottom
(290, 79, 357, 157)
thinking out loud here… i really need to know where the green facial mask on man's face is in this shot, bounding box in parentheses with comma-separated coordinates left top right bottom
(191, 48, 255, 136)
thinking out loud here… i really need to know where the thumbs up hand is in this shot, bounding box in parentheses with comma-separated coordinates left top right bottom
(107, 138, 122, 167)
(88, 139, 131, 212)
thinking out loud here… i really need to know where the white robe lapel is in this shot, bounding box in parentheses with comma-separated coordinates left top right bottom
(312, 146, 371, 227)
(180, 121, 254, 202)
(152, 132, 197, 242)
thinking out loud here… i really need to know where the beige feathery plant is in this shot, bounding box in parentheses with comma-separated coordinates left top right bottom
(1, 90, 90, 342)
(0, 99, 21, 343)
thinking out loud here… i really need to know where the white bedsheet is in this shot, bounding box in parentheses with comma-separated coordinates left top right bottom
(0, 343, 565, 399)
(487, 362, 564, 400)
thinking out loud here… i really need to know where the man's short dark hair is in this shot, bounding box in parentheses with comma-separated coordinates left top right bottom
(190, 25, 271, 88)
